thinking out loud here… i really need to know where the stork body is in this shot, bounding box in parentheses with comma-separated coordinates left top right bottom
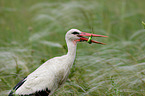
(9, 29, 107, 96)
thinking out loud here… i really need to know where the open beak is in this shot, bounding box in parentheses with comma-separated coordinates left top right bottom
(77, 32, 107, 45)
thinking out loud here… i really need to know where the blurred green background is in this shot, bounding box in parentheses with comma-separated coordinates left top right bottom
(0, 0, 145, 96)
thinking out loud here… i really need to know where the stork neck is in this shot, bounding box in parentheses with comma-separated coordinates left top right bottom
(66, 40, 77, 57)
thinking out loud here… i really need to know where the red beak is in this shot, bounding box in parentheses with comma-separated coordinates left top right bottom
(77, 32, 107, 45)
(79, 32, 108, 37)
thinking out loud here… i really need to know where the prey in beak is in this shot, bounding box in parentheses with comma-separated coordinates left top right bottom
(77, 32, 107, 45)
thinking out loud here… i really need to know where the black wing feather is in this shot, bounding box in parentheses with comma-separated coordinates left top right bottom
(8, 77, 51, 96)
(32, 88, 51, 96)
(8, 77, 27, 96)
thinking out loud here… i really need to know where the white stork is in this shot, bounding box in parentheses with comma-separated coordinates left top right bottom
(8, 29, 107, 96)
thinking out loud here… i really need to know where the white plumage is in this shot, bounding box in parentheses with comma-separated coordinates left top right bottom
(9, 29, 107, 96)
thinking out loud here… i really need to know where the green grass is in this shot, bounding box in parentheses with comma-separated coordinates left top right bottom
(0, 0, 145, 96)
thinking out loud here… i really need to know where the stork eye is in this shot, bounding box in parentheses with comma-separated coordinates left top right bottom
(72, 31, 79, 35)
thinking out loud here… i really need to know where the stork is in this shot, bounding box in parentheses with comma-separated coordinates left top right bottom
(8, 29, 107, 96)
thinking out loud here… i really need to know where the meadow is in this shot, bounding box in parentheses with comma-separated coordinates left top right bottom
(0, 0, 145, 96)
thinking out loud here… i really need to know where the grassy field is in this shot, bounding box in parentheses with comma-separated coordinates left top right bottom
(0, 0, 145, 96)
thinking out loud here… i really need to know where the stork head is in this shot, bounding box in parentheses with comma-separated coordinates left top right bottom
(65, 29, 107, 45)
